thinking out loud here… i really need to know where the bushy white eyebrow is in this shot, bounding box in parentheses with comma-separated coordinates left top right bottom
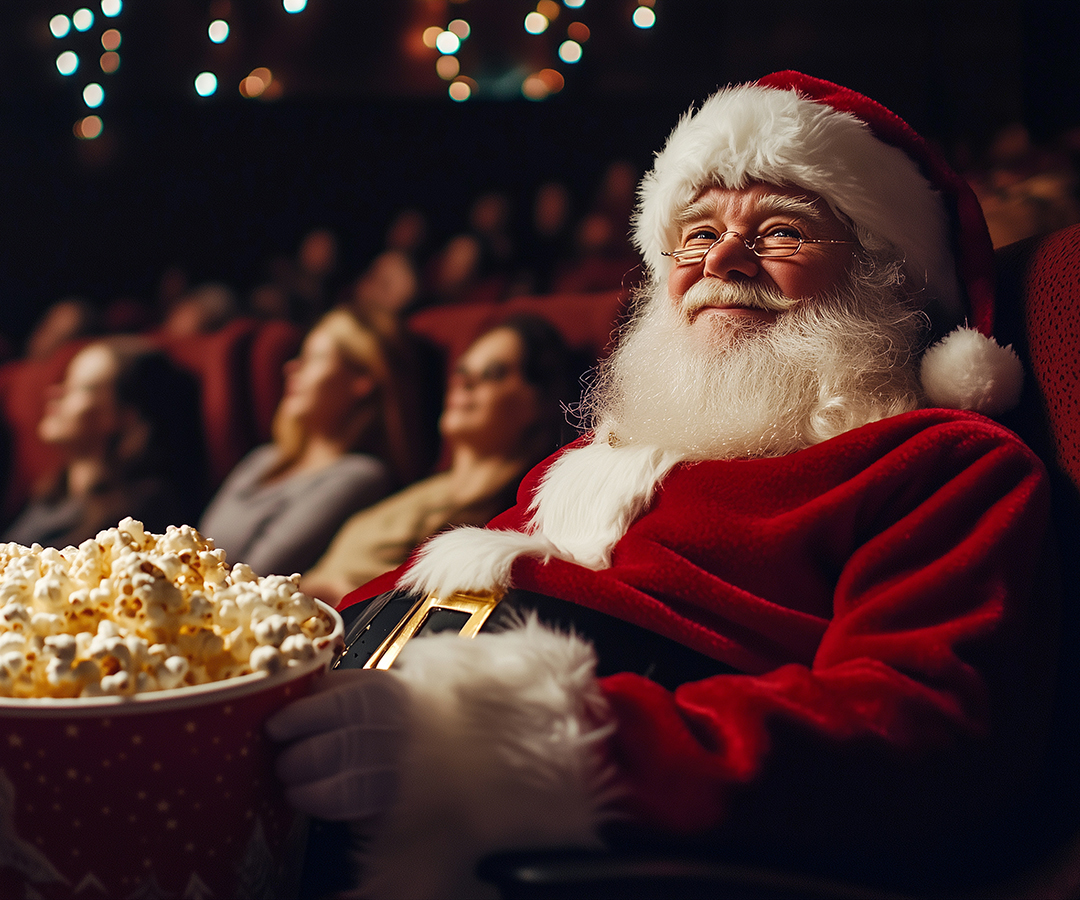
(672, 193, 826, 233)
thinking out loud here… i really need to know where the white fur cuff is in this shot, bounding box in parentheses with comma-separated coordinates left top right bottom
(357, 617, 620, 900)
(397, 527, 560, 599)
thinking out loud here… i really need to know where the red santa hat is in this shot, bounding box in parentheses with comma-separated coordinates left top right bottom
(633, 71, 1023, 416)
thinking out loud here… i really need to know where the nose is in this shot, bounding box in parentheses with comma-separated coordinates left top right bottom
(702, 231, 759, 281)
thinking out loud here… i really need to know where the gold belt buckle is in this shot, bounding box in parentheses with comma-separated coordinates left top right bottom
(364, 588, 504, 669)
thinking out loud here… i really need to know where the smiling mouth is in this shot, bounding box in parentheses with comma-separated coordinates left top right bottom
(690, 304, 777, 323)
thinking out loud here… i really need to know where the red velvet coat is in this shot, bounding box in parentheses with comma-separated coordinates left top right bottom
(346, 408, 1060, 880)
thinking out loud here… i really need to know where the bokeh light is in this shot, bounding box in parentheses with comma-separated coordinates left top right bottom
(448, 78, 474, 101)
(524, 12, 549, 34)
(435, 30, 460, 54)
(632, 6, 656, 28)
(82, 83, 105, 108)
(101, 28, 122, 50)
(74, 115, 103, 140)
(240, 67, 273, 98)
(435, 55, 460, 80)
(537, 0, 561, 21)
(49, 15, 71, 39)
(447, 19, 470, 40)
(558, 39, 583, 63)
(564, 0, 586, 7)
(194, 72, 218, 96)
(72, 8, 95, 32)
(283, 0, 307, 12)
(567, 21, 590, 42)
(422, 26, 443, 49)
(100, 51, 120, 73)
(208, 20, 230, 43)
(100, 0, 122, 16)
(522, 67, 565, 101)
(56, 51, 80, 76)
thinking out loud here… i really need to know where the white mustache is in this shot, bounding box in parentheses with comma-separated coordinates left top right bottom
(679, 279, 800, 317)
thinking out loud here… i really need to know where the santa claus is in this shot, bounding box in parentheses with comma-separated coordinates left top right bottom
(267, 72, 1060, 899)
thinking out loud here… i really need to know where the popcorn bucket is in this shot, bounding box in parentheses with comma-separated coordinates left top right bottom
(0, 601, 343, 900)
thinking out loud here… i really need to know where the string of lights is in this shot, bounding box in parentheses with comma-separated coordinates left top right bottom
(46, 0, 661, 141)
(424, 0, 657, 103)
(48, 0, 123, 140)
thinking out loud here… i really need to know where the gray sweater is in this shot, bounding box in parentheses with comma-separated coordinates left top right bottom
(198, 444, 394, 577)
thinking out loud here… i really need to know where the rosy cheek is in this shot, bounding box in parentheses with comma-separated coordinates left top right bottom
(666, 271, 689, 301)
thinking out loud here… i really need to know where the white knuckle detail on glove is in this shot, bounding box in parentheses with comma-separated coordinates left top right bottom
(266, 668, 410, 822)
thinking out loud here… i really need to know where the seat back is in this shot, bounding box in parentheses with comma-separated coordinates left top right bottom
(152, 317, 302, 489)
(994, 224, 1080, 882)
(0, 340, 91, 521)
(406, 288, 629, 382)
(996, 223, 1080, 493)
(0, 317, 303, 527)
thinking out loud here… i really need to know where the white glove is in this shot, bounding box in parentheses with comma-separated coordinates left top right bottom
(265, 669, 410, 823)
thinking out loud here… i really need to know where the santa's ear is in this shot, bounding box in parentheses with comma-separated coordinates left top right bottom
(920, 326, 1023, 416)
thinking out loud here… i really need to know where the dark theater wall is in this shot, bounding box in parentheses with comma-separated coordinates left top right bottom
(0, 0, 1075, 345)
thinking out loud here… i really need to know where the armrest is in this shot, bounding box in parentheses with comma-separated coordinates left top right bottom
(475, 847, 910, 900)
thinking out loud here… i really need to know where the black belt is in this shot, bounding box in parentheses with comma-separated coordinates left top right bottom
(334, 587, 733, 690)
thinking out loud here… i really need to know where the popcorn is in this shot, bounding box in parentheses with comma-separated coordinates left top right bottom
(0, 518, 334, 699)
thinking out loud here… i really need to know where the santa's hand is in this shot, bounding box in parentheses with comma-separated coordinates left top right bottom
(265, 669, 410, 822)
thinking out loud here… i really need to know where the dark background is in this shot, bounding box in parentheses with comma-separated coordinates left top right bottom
(1, 0, 1077, 345)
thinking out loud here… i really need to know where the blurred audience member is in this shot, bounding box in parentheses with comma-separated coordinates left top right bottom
(198, 307, 419, 577)
(154, 264, 191, 321)
(248, 279, 293, 321)
(160, 282, 239, 336)
(594, 158, 638, 248)
(2, 338, 206, 548)
(347, 250, 419, 322)
(302, 314, 577, 605)
(421, 190, 517, 307)
(290, 227, 342, 324)
(383, 207, 429, 260)
(552, 208, 641, 293)
(23, 297, 101, 360)
(523, 179, 575, 294)
(966, 122, 1080, 247)
(543, 158, 642, 292)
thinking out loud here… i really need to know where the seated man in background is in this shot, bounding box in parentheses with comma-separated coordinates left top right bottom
(268, 72, 1060, 900)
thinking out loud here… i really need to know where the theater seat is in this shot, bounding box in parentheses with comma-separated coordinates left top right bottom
(0, 340, 91, 522)
(0, 317, 303, 527)
(406, 288, 630, 381)
(153, 317, 302, 489)
(476, 223, 1080, 900)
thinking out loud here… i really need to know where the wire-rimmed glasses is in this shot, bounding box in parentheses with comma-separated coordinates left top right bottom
(662, 230, 856, 265)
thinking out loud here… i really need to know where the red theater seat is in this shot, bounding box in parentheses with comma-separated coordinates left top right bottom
(0, 317, 303, 527)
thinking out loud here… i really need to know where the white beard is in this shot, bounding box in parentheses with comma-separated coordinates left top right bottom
(400, 262, 927, 598)
(579, 268, 925, 461)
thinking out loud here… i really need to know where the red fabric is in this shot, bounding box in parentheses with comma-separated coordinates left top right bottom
(345, 408, 1058, 869)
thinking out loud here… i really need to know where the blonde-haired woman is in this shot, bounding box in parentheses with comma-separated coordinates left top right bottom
(198, 307, 421, 577)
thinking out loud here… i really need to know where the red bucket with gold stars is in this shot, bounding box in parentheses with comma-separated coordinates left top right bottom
(0, 602, 343, 899)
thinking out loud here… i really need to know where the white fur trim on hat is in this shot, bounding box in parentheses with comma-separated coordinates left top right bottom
(920, 326, 1024, 416)
(355, 617, 620, 900)
(634, 82, 963, 321)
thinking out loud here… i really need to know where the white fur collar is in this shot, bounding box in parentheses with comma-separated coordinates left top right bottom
(398, 437, 681, 598)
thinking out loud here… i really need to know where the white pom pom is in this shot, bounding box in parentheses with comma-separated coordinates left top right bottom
(920, 327, 1024, 416)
